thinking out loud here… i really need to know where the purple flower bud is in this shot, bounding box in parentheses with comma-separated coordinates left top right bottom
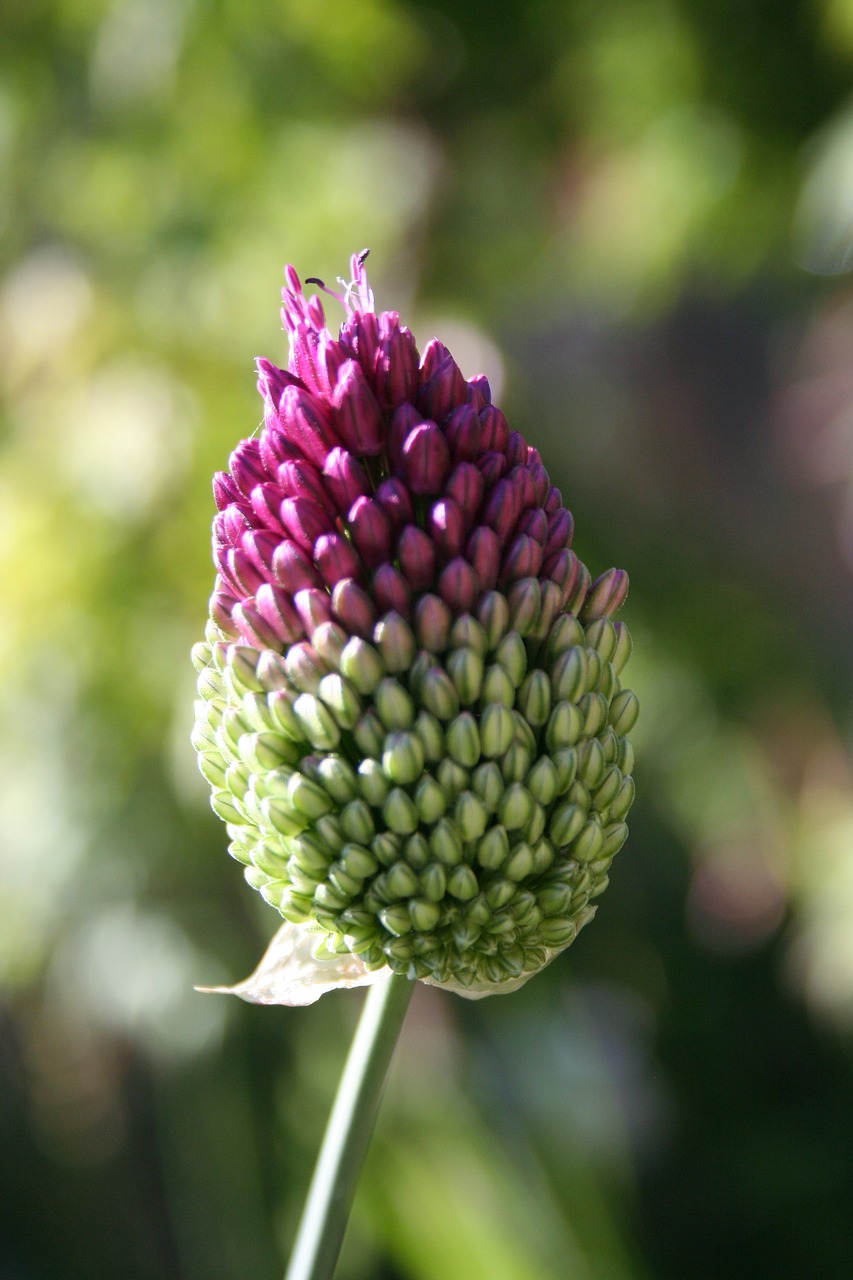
(258, 422, 304, 475)
(516, 507, 548, 544)
(398, 524, 437, 591)
(255, 583, 305, 644)
(332, 359, 386, 456)
(388, 402, 421, 473)
(240, 529, 280, 581)
(293, 587, 333, 636)
(278, 385, 338, 468)
(581, 568, 629, 622)
(348, 496, 393, 568)
(418, 347, 467, 422)
(228, 439, 267, 496)
(544, 485, 562, 515)
(507, 464, 536, 513)
(249, 482, 286, 532)
(209, 584, 241, 638)
(340, 308, 380, 373)
(542, 548, 581, 605)
(544, 507, 574, 557)
(221, 547, 266, 596)
(232, 599, 285, 650)
(527, 461, 550, 506)
(437, 557, 479, 613)
(478, 404, 510, 453)
(468, 374, 491, 408)
(372, 564, 412, 618)
(373, 323, 419, 410)
(322, 447, 370, 514)
(427, 498, 466, 560)
(213, 504, 252, 547)
(445, 462, 484, 524)
(285, 640, 329, 692)
(289, 324, 345, 398)
(507, 576, 541, 635)
(500, 533, 544, 586)
(419, 337, 450, 382)
(271, 539, 322, 592)
(276, 460, 336, 518)
(477, 451, 508, 488)
(331, 578, 377, 639)
(442, 403, 482, 461)
(414, 593, 452, 652)
(374, 477, 414, 531)
(565, 561, 591, 615)
(506, 432, 528, 468)
(466, 526, 501, 591)
(481, 478, 521, 544)
(213, 470, 241, 510)
(280, 496, 331, 553)
(402, 422, 451, 495)
(255, 357, 305, 420)
(313, 532, 362, 588)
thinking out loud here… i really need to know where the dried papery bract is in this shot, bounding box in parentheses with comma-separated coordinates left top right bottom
(191, 252, 639, 1002)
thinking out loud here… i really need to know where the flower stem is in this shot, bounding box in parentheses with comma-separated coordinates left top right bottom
(284, 973, 415, 1280)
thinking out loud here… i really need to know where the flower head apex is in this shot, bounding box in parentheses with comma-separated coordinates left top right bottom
(192, 254, 639, 1003)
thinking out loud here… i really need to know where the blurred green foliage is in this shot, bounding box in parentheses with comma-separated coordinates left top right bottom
(4, 0, 853, 1277)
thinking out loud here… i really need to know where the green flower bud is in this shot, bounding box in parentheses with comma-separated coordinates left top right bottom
(293, 693, 341, 750)
(446, 712, 481, 767)
(551, 648, 587, 702)
(429, 817, 464, 866)
(357, 758, 389, 806)
(471, 761, 504, 812)
(453, 790, 489, 841)
(339, 636, 385, 694)
(527, 756, 559, 807)
(314, 755, 359, 805)
(413, 710, 444, 762)
(577, 738, 607, 790)
(353, 708, 385, 757)
(436, 758, 469, 800)
(500, 742, 532, 784)
(480, 703, 515, 757)
(480, 663, 516, 709)
(609, 775, 635, 821)
(375, 677, 415, 730)
(580, 691, 609, 737)
(340, 842, 379, 879)
(549, 800, 586, 848)
(477, 590, 510, 649)
(317, 673, 362, 730)
(383, 787, 419, 835)
(340, 799, 376, 844)
(379, 904, 413, 936)
(404, 833, 431, 868)
(545, 701, 583, 752)
(609, 688, 640, 735)
(505, 842, 535, 881)
(371, 831, 403, 867)
(420, 667, 460, 720)
(414, 773, 448, 823)
(517, 670, 551, 727)
(507, 577, 541, 636)
(499, 783, 534, 831)
(382, 731, 425, 785)
(574, 819, 605, 862)
(611, 621, 633, 674)
(447, 647, 485, 705)
(198, 753, 228, 789)
(593, 765, 622, 811)
(494, 631, 527, 687)
(384, 861, 420, 898)
(419, 863, 447, 903)
(374, 612, 416, 673)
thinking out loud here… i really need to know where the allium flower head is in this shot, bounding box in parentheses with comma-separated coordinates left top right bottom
(191, 252, 639, 1001)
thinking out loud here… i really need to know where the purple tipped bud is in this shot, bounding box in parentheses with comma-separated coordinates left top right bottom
(313, 532, 362, 588)
(445, 462, 484, 524)
(544, 485, 562, 515)
(398, 524, 437, 591)
(331, 578, 377, 638)
(581, 568, 629, 621)
(427, 498, 466, 560)
(255, 583, 304, 644)
(374, 477, 414, 531)
(565, 560, 592, 615)
(278, 385, 338, 468)
(500, 533, 544, 586)
(374, 324, 419, 410)
(414, 593, 452, 653)
(542, 547, 582, 609)
(209, 585, 241, 638)
(402, 422, 451, 495)
(232, 599, 286, 650)
(213, 471, 241, 510)
(443, 403, 482, 461)
(293, 587, 333, 636)
(418, 348, 467, 421)
(285, 641, 329, 692)
(322, 448, 370, 514)
(388, 402, 421, 473)
(507, 576, 541, 636)
(332, 359, 386, 456)
(374, 612, 416, 672)
(372, 564, 412, 618)
(508, 464, 536, 513)
(478, 404, 510, 453)
(348, 496, 393, 568)
(280, 496, 331, 553)
(277, 460, 336, 518)
(438, 557, 480, 613)
(466, 526, 501, 591)
(270, 539, 322, 592)
(228, 439, 266, 496)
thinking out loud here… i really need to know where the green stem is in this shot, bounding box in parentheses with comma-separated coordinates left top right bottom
(284, 973, 414, 1280)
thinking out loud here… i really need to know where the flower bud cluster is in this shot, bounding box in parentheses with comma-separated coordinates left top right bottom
(192, 254, 638, 993)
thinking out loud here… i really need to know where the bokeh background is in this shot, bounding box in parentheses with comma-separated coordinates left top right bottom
(4, 0, 853, 1276)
